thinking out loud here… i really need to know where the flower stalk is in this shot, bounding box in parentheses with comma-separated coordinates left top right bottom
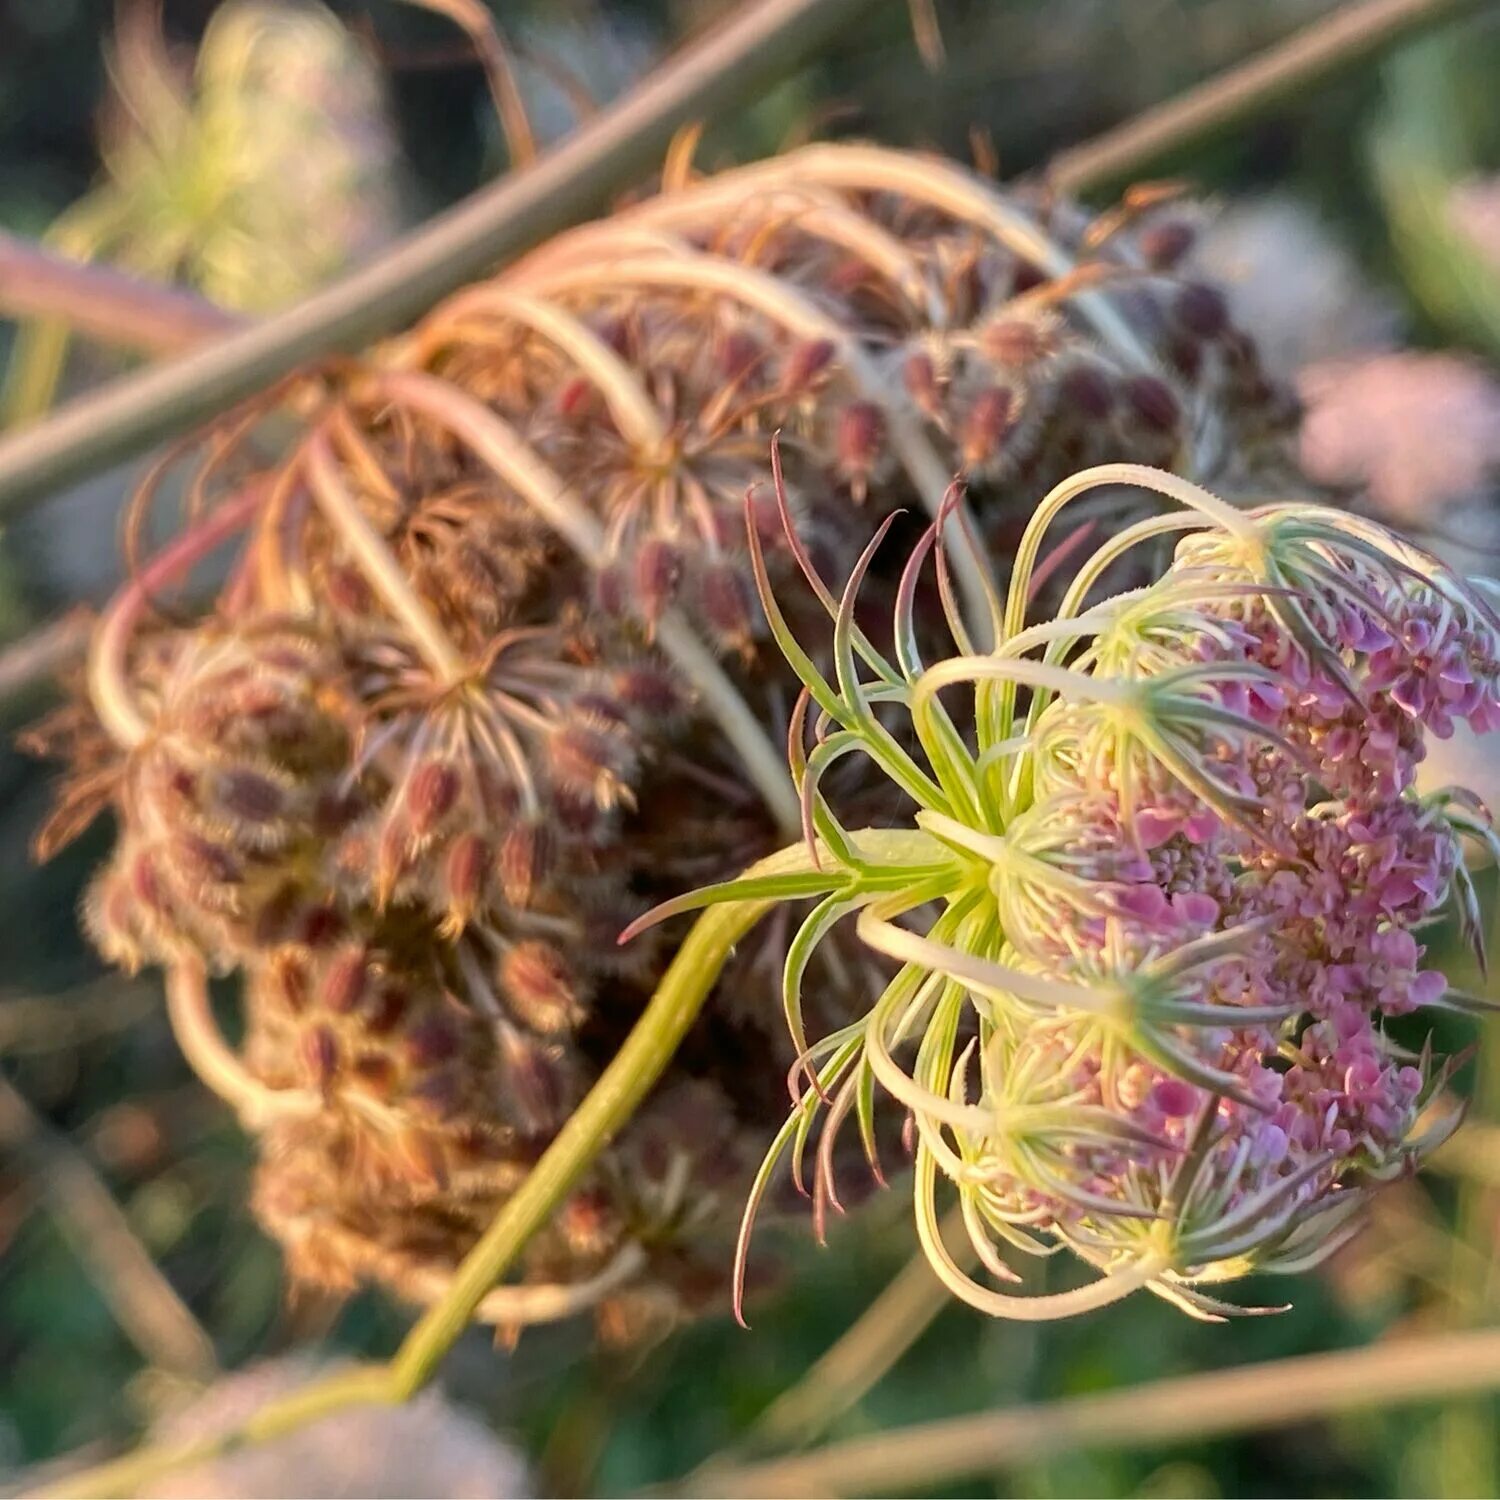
(44, 841, 833, 1499)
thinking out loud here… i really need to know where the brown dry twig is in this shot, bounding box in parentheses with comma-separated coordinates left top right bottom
(685, 1324, 1500, 1496)
(1050, 0, 1488, 195)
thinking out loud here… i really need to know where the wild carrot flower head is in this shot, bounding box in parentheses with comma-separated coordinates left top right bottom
(643, 456, 1497, 1322)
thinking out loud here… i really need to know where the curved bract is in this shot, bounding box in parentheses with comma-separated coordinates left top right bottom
(639, 457, 1500, 1321)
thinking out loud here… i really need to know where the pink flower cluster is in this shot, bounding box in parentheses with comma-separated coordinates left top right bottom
(947, 509, 1496, 1310)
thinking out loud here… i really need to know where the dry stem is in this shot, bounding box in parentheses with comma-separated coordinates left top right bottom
(686, 1324, 1500, 1497)
(164, 961, 320, 1131)
(1050, 0, 1488, 195)
(0, 233, 237, 356)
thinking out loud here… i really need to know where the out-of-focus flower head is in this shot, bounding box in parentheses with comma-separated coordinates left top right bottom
(102, 0, 399, 312)
(1450, 176, 1500, 277)
(2, 0, 401, 425)
(141, 1358, 531, 1498)
(1192, 194, 1403, 379)
(1299, 353, 1500, 525)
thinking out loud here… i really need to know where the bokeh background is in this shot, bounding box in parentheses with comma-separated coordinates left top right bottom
(4, 1, 1500, 1494)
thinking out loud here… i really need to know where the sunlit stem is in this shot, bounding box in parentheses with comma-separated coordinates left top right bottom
(46, 832, 949, 1500)
(88, 480, 268, 750)
(362, 369, 800, 832)
(165, 960, 320, 1130)
(304, 431, 467, 683)
(54, 885, 752, 1491)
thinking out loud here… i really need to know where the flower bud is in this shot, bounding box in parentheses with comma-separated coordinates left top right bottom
(215, 768, 287, 828)
(961, 387, 1015, 470)
(302, 1025, 340, 1093)
(320, 946, 370, 1014)
(547, 720, 634, 810)
(554, 374, 595, 419)
(496, 822, 553, 910)
(495, 1025, 574, 1136)
(902, 350, 942, 415)
(1137, 219, 1195, 269)
(404, 760, 460, 837)
(1058, 363, 1115, 421)
(718, 330, 764, 381)
(442, 832, 491, 932)
(499, 940, 585, 1034)
(633, 539, 681, 625)
(1173, 281, 1229, 339)
(980, 313, 1060, 369)
(697, 562, 755, 653)
(836, 401, 886, 501)
(783, 338, 836, 395)
(610, 664, 684, 720)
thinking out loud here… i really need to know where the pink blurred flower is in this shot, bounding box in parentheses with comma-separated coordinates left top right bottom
(1299, 353, 1500, 523)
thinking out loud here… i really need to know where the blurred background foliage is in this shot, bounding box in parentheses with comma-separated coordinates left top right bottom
(4, 1, 1500, 1495)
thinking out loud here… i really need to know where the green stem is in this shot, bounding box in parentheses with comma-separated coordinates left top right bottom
(45, 839, 827, 1498)
(382, 872, 790, 1393)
